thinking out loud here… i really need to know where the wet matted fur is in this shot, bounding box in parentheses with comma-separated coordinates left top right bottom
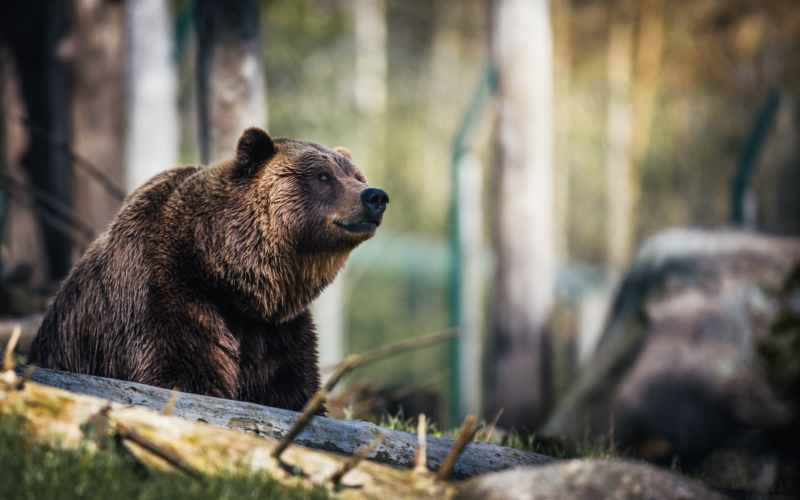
(28, 128, 386, 412)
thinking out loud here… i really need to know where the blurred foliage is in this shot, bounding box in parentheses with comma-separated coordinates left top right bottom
(256, 0, 486, 421)
(0, 414, 330, 500)
(172, 0, 800, 423)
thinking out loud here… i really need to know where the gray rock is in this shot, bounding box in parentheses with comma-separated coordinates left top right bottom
(458, 460, 728, 500)
(543, 229, 800, 462)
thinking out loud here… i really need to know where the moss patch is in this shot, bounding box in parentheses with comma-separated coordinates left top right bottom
(0, 415, 331, 500)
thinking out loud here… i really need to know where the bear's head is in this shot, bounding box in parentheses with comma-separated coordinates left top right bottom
(201, 127, 388, 321)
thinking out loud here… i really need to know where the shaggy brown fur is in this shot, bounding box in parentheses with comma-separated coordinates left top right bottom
(28, 128, 388, 412)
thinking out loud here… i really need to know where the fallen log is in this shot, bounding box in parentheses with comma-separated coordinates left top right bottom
(14, 364, 560, 478)
(0, 370, 455, 499)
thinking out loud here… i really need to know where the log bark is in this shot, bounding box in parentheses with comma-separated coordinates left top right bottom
(0, 370, 456, 499)
(14, 364, 560, 478)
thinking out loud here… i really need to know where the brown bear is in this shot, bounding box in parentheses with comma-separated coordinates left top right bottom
(28, 127, 389, 412)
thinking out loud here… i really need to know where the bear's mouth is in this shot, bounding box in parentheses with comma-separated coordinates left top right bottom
(334, 219, 380, 234)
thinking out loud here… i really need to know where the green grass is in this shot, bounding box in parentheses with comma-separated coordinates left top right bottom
(1, 403, 622, 500)
(370, 408, 623, 461)
(0, 416, 330, 500)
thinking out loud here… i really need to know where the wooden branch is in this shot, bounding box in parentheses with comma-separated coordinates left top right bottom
(0, 370, 456, 500)
(14, 365, 561, 478)
(414, 413, 428, 473)
(3, 325, 20, 372)
(117, 424, 204, 480)
(329, 433, 386, 485)
(321, 330, 457, 372)
(484, 408, 504, 443)
(162, 388, 179, 416)
(356, 330, 457, 366)
(272, 355, 360, 460)
(13, 364, 37, 390)
(0, 316, 42, 355)
(437, 415, 480, 480)
(271, 391, 327, 460)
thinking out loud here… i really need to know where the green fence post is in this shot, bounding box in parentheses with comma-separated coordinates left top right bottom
(448, 63, 497, 426)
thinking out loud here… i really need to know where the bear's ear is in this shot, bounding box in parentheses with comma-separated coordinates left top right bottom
(334, 147, 353, 161)
(232, 127, 276, 181)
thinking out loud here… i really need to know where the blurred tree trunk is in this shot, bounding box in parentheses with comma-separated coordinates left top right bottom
(62, 0, 127, 239)
(490, 0, 555, 429)
(196, 0, 267, 165)
(423, 0, 462, 218)
(316, 0, 388, 387)
(353, 0, 387, 118)
(605, 0, 637, 271)
(0, 50, 50, 289)
(125, 0, 178, 191)
(0, 0, 71, 282)
(631, 0, 664, 168)
(552, 0, 572, 261)
(352, 0, 387, 173)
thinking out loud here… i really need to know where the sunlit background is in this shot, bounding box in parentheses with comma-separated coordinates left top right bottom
(2, 1, 800, 491)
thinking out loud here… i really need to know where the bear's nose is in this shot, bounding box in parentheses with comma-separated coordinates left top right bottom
(360, 187, 389, 215)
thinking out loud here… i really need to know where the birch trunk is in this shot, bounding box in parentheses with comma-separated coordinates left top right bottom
(605, 0, 637, 271)
(196, 0, 267, 165)
(125, 0, 178, 191)
(491, 0, 555, 429)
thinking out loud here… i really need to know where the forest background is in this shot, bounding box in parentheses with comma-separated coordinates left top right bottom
(2, 0, 800, 432)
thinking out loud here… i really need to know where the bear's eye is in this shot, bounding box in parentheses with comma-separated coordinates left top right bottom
(318, 173, 331, 182)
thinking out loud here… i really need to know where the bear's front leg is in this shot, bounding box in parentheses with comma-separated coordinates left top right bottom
(235, 310, 324, 413)
(130, 317, 242, 400)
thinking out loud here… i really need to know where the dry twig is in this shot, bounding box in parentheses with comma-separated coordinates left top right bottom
(484, 408, 504, 443)
(13, 364, 36, 390)
(271, 356, 360, 460)
(329, 433, 386, 485)
(414, 413, 428, 474)
(321, 330, 458, 373)
(437, 415, 479, 481)
(3, 325, 21, 372)
(163, 388, 179, 416)
(117, 423, 203, 480)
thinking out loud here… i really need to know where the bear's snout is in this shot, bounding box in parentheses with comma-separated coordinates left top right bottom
(360, 187, 389, 217)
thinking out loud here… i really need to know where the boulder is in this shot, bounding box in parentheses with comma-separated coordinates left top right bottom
(543, 229, 800, 463)
(458, 460, 728, 500)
